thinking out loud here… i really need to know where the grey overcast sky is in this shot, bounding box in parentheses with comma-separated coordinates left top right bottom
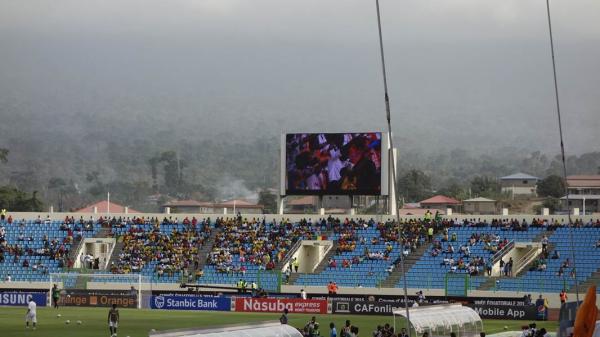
(1, 0, 598, 153)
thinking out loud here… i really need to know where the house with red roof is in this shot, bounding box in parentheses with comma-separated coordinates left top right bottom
(75, 201, 140, 214)
(161, 199, 215, 214)
(215, 199, 264, 214)
(419, 195, 461, 212)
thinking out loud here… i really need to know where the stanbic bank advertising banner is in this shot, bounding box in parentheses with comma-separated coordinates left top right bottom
(151, 295, 231, 311)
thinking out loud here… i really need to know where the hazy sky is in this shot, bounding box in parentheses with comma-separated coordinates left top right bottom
(1, 0, 599, 154)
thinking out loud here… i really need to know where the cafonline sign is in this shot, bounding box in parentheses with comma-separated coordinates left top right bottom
(235, 298, 328, 314)
(332, 300, 403, 316)
(151, 295, 231, 311)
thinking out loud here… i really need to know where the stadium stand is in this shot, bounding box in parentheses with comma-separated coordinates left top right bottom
(2, 214, 600, 295)
(0, 216, 101, 282)
(399, 220, 544, 293)
(294, 218, 411, 287)
(108, 217, 211, 283)
(495, 226, 600, 292)
(200, 217, 322, 291)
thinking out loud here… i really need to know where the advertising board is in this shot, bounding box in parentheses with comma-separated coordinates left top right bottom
(151, 295, 231, 311)
(235, 298, 327, 314)
(61, 294, 137, 308)
(0, 292, 47, 306)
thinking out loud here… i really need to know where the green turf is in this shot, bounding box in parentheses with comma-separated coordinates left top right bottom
(0, 306, 558, 337)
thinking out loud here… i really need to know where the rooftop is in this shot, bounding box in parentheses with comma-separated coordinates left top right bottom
(500, 172, 540, 181)
(566, 175, 600, 188)
(560, 194, 600, 200)
(463, 197, 496, 202)
(75, 200, 140, 213)
(216, 199, 264, 209)
(162, 200, 213, 207)
(420, 195, 461, 205)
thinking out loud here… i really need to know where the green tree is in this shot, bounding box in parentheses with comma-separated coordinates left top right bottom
(149, 151, 184, 195)
(0, 148, 8, 163)
(258, 190, 277, 213)
(398, 169, 433, 202)
(537, 175, 565, 198)
(542, 197, 561, 213)
(438, 182, 468, 200)
(0, 187, 43, 211)
(48, 177, 67, 211)
(470, 176, 501, 198)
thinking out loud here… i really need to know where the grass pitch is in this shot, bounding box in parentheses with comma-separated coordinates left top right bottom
(0, 306, 558, 337)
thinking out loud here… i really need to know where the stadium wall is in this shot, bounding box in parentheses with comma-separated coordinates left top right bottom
(1, 282, 597, 309)
(6, 212, 599, 223)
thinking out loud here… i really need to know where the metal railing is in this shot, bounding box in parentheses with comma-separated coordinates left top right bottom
(277, 239, 303, 269)
(491, 240, 515, 264)
(513, 245, 541, 275)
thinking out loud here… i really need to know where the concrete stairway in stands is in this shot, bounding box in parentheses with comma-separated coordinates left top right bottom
(194, 227, 220, 272)
(579, 268, 600, 290)
(478, 276, 501, 291)
(289, 241, 338, 285)
(478, 229, 556, 290)
(96, 227, 112, 238)
(380, 243, 430, 288)
(66, 236, 82, 264)
(106, 240, 124, 268)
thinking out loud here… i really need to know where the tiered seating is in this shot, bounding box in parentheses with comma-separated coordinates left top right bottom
(496, 227, 600, 292)
(108, 218, 211, 283)
(400, 225, 544, 292)
(0, 219, 101, 282)
(294, 224, 401, 287)
(200, 218, 321, 290)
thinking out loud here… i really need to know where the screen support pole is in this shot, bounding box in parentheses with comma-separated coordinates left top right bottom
(374, 1, 411, 335)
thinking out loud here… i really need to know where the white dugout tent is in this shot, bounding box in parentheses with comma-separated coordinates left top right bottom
(393, 304, 484, 337)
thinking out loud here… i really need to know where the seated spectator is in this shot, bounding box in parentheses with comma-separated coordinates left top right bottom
(444, 244, 454, 255)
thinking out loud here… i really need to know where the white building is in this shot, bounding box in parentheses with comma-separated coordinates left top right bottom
(500, 173, 539, 197)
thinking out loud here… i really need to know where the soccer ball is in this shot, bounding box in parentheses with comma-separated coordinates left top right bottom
(67, 294, 71, 298)
(504, 326, 508, 330)
(56, 314, 61, 318)
(77, 320, 82, 325)
(65, 320, 71, 324)
(151, 328, 156, 332)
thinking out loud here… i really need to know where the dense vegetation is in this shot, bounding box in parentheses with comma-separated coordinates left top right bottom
(1, 134, 599, 212)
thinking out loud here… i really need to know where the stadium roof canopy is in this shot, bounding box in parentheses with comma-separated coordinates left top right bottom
(393, 304, 483, 337)
(149, 322, 303, 337)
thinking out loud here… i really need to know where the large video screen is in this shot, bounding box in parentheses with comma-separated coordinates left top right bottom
(284, 132, 384, 195)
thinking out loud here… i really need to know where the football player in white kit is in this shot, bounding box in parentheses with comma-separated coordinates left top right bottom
(26, 298, 37, 330)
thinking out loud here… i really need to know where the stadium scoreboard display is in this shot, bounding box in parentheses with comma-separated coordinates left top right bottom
(280, 132, 389, 196)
